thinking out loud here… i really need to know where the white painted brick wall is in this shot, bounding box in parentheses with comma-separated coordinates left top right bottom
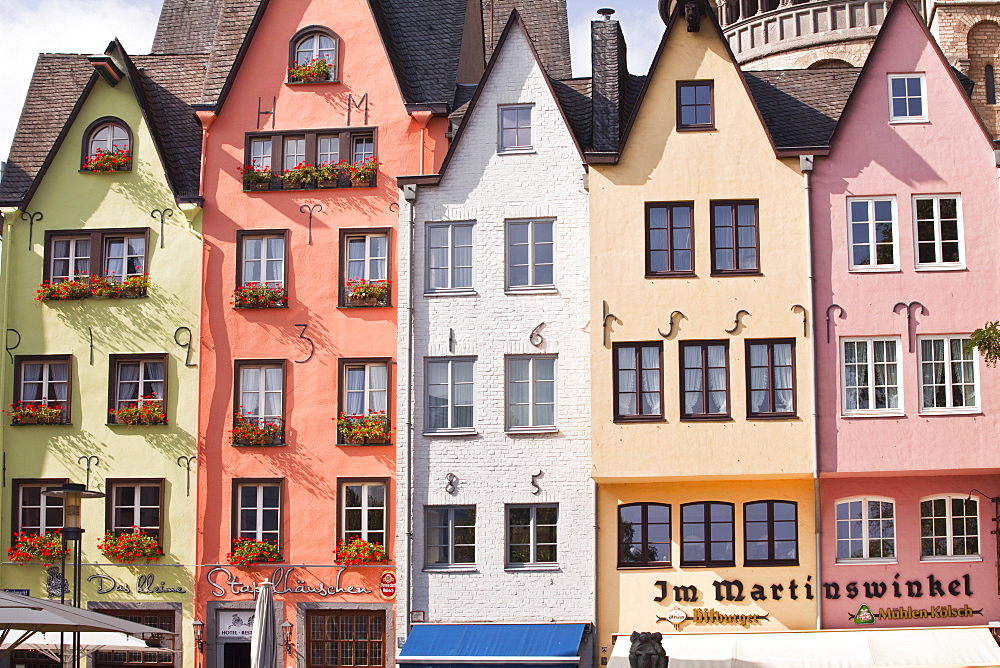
(395, 24, 593, 641)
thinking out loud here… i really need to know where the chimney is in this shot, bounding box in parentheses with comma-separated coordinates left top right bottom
(591, 9, 628, 152)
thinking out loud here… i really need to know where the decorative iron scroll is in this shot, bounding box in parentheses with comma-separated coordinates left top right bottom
(531, 470, 543, 495)
(177, 456, 196, 496)
(347, 93, 369, 125)
(174, 327, 196, 367)
(299, 203, 322, 245)
(5, 329, 20, 364)
(894, 301, 928, 353)
(602, 301, 621, 348)
(294, 324, 315, 363)
(150, 209, 173, 248)
(20, 211, 42, 250)
(445, 473, 458, 495)
(529, 323, 545, 347)
(791, 304, 808, 338)
(725, 310, 751, 334)
(825, 304, 846, 344)
(658, 311, 686, 339)
(388, 202, 399, 213)
(78, 455, 100, 489)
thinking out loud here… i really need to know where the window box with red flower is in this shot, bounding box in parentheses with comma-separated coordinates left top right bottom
(281, 162, 316, 189)
(232, 413, 284, 446)
(227, 538, 280, 566)
(334, 537, 387, 566)
(98, 528, 161, 563)
(82, 147, 132, 173)
(5, 402, 66, 425)
(8, 531, 69, 567)
(109, 395, 167, 426)
(240, 163, 273, 191)
(233, 283, 287, 309)
(343, 157, 379, 187)
(336, 412, 390, 445)
(287, 57, 333, 84)
(345, 278, 390, 307)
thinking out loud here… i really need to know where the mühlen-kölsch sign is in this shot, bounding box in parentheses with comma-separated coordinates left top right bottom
(206, 567, 373, 597)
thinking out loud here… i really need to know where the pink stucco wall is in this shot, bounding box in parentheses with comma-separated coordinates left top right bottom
(195, 0, 448, 631)
(819, 476, 1000, 628)
(811, 0, 1000, 475)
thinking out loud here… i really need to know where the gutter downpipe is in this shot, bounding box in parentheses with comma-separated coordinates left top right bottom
(403, 182, 418, 637)
(0, 207, 16, 510)
(800, 154, 821, 631)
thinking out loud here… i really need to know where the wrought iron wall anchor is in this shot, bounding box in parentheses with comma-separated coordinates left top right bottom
(78, 455, 100, 489)
(529, 323, 546, 347)
(602, 301, 621, 348)
(150, 209, 173, 248)
(388, 202, 399, 213)
(89, 327, 95, 365)
(177, 456, 196, 496)
(174, 327, 196, 367)
(725, 310, 751, 334)
(530, 470, 543, 495)
(658, 311, 686, 339)
(448, 328, 457, 353)
(825, 304, 846, 344)
(294, 324, 315, 363)
(893, 301, 928, 353)
(21, 211, 42, 250)
(791, 305, 808, 338)
(445, 473, 458, 495)
(5, 329, 20, 364)
(299, 203, 322, 245)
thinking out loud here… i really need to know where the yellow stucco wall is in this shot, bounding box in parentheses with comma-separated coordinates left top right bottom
(596, 479, 819, 653)
(589, 17, 814, 482)
(0, 72, 199, 665)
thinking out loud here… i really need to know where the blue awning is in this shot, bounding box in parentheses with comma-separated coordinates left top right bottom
(397, 623, 586, 667)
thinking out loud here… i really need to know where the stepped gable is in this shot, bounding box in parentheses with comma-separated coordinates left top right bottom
(132, 54, 210, 198)
(152, 0, 225, 54)
(745, 68, 860, 150)
(482, 0, 572, 80)
(0, 55, 93, 205)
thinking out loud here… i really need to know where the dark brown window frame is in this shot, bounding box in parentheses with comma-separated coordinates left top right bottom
(336, 357, 393, 444)
(234, 229, 290, 307)
(617, 502, 672, 568)
(231, 477, 285, 553)
(710, 200, 760, 276)
(244, 127, 377, 174)
(679, 340, 731, 421)
(337, 477, 390, 546)
(287, 25, 341, 84)
(233, 359, 287, 445)
(338, 228, 392, 307)
(305, 609, 386, 668)
(611, 342, 665, 423)
(745, 338, 797, 419)
(645, 202, 695, 277)
(743, 499, 799, 566)
(105, 478, 165, 543)
(676, 81, 715, 131)
(680, 501, 735, 567)
(12, 354, 73, 424)
(80, 116, 133, 171)
(43, 228, 151, 285)
(107, 353, 169, 425)
(11, 478, 69, 535)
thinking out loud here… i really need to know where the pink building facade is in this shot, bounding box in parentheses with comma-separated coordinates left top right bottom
(811, 0, 1000, 629)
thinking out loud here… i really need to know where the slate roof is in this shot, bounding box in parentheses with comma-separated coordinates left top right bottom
(551, 77, 593, 151)
(152, 0, 225, 55)
(0, 55, 94, 204)
(483, 0, 572, 80)
(199, 0, 263, 105)
(744, 68, 860, 150)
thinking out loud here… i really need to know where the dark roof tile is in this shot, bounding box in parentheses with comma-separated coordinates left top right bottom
(551, 77, 592, 150)
(484, 0, 571, 80)
(199, 0, 262, 105)
(152, 0, 225, 55)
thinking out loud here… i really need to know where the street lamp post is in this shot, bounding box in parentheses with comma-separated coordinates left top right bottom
(43, 483, 104, 668)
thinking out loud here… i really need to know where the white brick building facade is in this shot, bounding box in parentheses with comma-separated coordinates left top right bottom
(395, 20, 593, 653)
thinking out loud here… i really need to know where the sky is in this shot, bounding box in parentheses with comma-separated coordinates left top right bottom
(0, 0, 663, 161)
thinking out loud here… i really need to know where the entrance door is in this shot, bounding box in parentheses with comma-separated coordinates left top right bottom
(223, 643, 250, 668)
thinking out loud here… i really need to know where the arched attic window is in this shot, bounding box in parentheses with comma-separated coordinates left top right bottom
(288, 26, 339, 83)
(81, 117, 132, 172)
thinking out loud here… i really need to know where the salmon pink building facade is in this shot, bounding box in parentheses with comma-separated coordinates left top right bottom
(811, 0, 1000, 629)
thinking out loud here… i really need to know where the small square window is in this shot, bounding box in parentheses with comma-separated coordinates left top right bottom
(680, 341, 730, 419)
(841, 338, 902, 415)
(236, 231, 287, 308)
(918, 337, 978, 413)
(920, 496, 979, 559)
(680, 501, 734, 567)
(13, 480, 66, 535)
(618, 503, 671, 567)
(612, 343, 663, 421)
(913, 196, 963, 268)
(107, 480, 163, 543)
(888, 74, 927, 122)
(13, 356, 71, 424)
(848, 198, 897, 271)
(711, 201, 759, 274)
(108, 354, 167, 426)
(646, 203, 694, 276)
(836, 498, 896, 562)
(342, 232, 390, 306)
(498, 105, 533, 153)
(743, 500, 798, 565)
(425, 506, 476, 567)
(677, 81, 714, 130)
(746, 339, 796, 418)
(507, 504, 557, 567)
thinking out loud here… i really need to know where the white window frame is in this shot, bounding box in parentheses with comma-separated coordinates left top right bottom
(424, 357, 475, 435)
(88, 121, 130, 157)
(341, 481, 386, 545)
(342, 362, 388, 416)
(835, 497, 897, 564)
(239, 364, 283, 424)
(345, 234, 388, 282)
(498, 104, 533, 153)
(113, 358, 165, 411)
(847, 197, 898, 272)
(888, 73, 928, 123)
(19, 360, 69, 406)
(15, 482, 64, 535)
(918, 336, 980, 414)
(50, 236, 92, 282)
(912, 195, 964, 270)
(506, 219, 555, 292)
(425, 221, 475, 294)
(109, 481, 162, 538)
(841, 338, 903, 416)
(241, 234, 286, 289)
(920, 494, 981, 561)
(351, 135, 374, 163)
(506, 504, 558, 568)
(236, 482, 281, 545)
(505, 355, 557, 433)
(249, 138, 272, 171)
(294, 32, 338, 81)
(283, 136, 306, 172)
(103, 234, 146, 282)
(424, 506, 476, 569)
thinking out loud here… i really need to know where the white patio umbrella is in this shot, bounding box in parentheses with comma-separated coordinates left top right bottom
(250, 580, 276, 668)
(1, 631, 172, 661)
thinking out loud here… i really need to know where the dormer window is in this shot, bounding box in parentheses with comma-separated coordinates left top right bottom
(288, 27, 338, 83)
(888, 74, 926, 122)
(82, 118, 131, 172)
